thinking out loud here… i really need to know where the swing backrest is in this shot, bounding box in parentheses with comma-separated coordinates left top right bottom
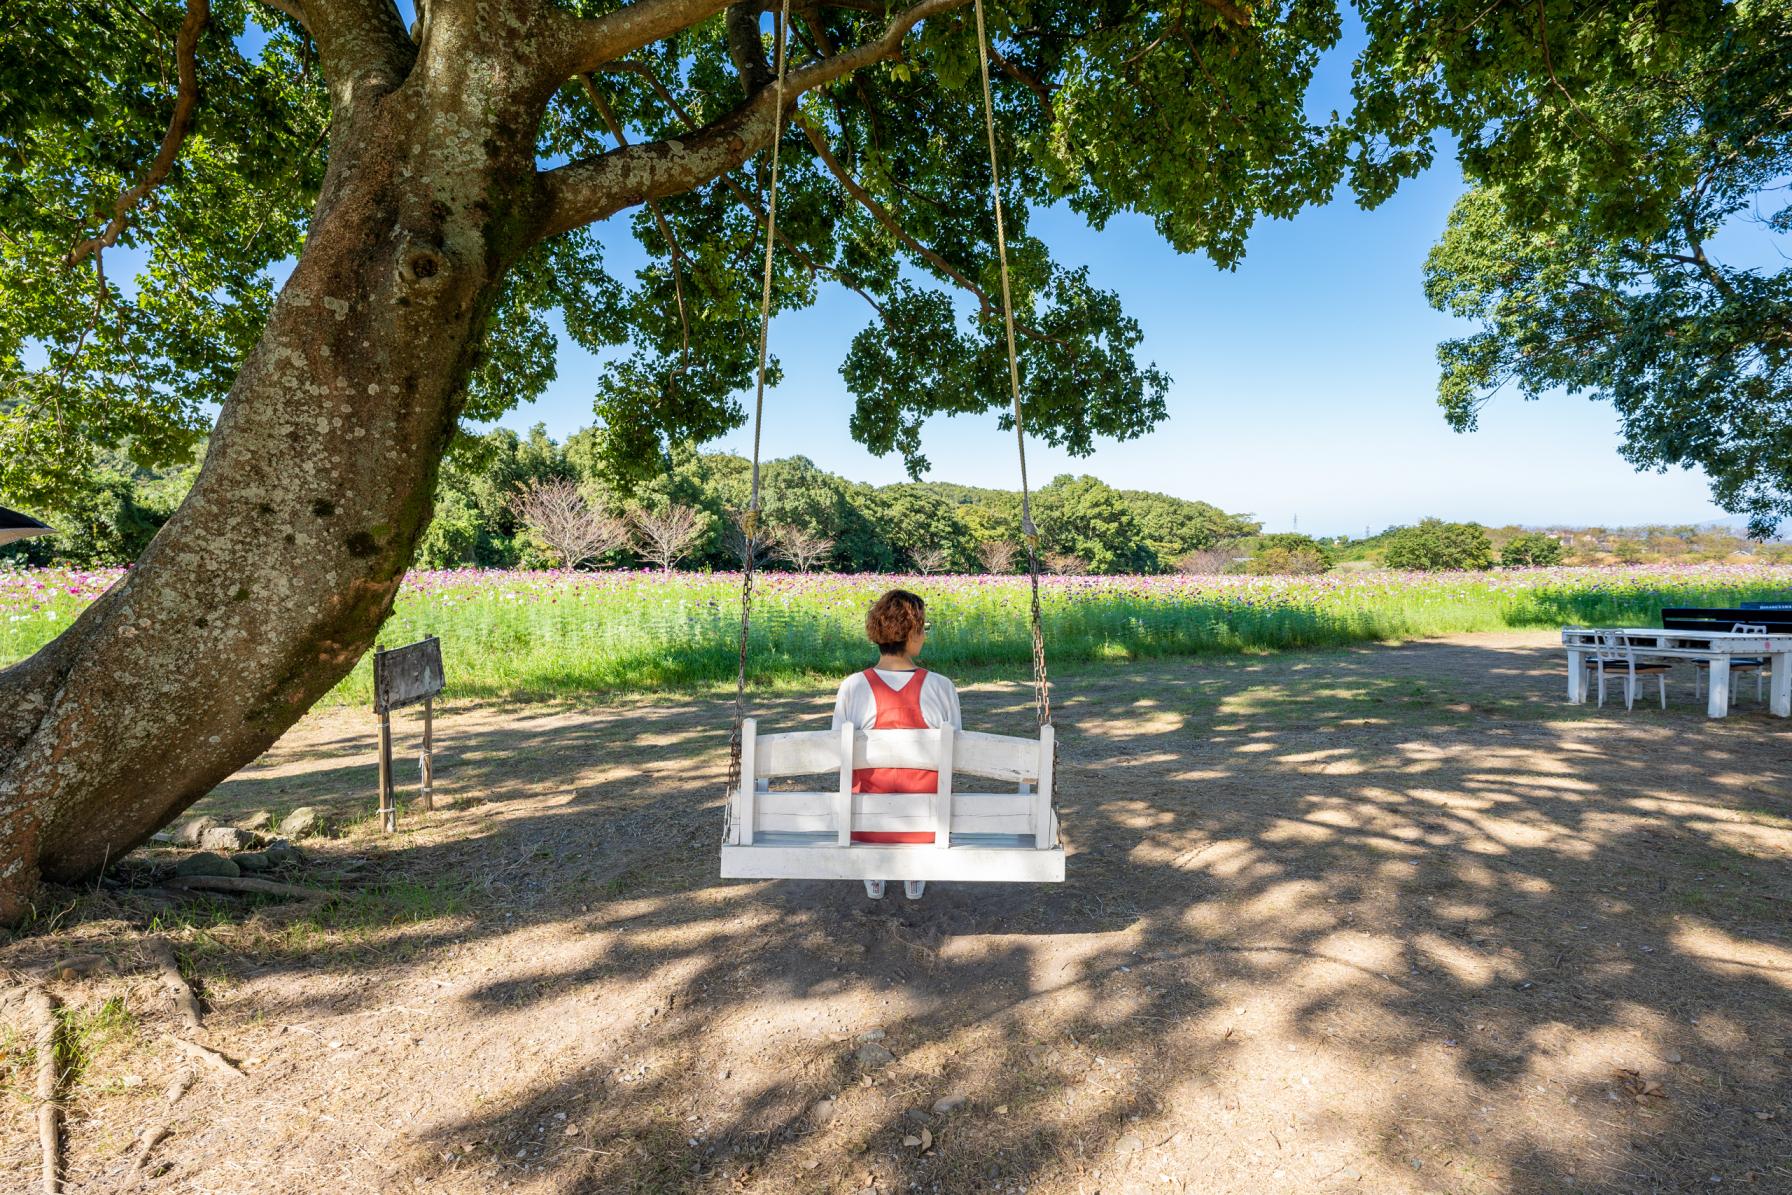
(732, 719, 1056, 849)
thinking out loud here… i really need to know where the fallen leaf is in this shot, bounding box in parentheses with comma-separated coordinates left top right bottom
(1613, 1068, 1666, 1102)
(903, 1135, 922, 1148)
(994, 1105, 1009, 1115)
(920, 1127, 933, 1151)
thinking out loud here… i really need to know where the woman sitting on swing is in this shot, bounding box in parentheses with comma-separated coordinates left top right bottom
(831, 588, 962, 900)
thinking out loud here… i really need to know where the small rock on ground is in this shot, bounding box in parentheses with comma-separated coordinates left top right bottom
(810, 1099, 837, 1126)
(231, 851, 271, 872)
(237, 811, 273, 832)
(200, 826, 259, 851)
(854, 1043, 895, 1068)
(175, 816, 218, 846)
(931, 1094, 967, 1115)
(278, 807, 327, 838)
(175, 852, 241, 878)
(264, 839, 304, 866)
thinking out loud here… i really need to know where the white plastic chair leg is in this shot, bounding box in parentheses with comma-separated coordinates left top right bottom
(1659, 673, 1667, 709)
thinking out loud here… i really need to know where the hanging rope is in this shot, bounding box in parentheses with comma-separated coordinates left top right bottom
(972, 0, 1052, 728)
(727, 0, 795, 833)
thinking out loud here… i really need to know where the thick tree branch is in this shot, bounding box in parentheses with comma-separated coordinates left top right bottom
(538, 0, 966, 239)
(598, 61, 889, 320)
(66, 0, 209, 268)
(253, 0, 311, 32)
(550, 0, 735, 78)
(306, 0, 415, 113)
(549, 0, 891, 77)
(725, 2, 775, 95)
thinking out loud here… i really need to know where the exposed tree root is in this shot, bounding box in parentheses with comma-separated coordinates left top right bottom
(166, 1034, 245, 1079)
(163, 875, 324, 900)
(144, 937, 202, 1032)
(164, 1066, 197, 1105)
(1, 981, 64, 1193)
(128, 1123, 172, 1176)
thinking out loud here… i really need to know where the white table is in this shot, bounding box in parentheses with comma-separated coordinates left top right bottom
(1563, 628, 1792, 718)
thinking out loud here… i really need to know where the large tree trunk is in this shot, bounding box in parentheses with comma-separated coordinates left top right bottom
(0, 0, 914, 921)
(0, 51, 546, 921)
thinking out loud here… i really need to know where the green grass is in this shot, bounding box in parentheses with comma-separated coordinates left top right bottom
(56, 997, 139, 1092)
(8, 563, 1792, 702)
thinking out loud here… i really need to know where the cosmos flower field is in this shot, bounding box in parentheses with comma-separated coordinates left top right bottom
(6, 564, 1791, 703)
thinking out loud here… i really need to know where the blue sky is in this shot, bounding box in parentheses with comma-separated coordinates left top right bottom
(488, 23, 1749, 539)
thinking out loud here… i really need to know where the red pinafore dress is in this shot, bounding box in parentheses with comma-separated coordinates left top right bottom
(851, 668, 937, 844)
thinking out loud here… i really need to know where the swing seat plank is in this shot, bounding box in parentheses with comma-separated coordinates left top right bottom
(722, 719, 1064, 884)
(722, 840, 1065, 882)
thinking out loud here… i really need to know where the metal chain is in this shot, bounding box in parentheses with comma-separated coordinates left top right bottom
(726, 0, 794, 838)
(973, 0, 1052, 728)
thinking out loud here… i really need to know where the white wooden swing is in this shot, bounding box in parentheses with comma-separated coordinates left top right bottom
(717, 0, 1064, 886)
(720, 721, 1064, 882)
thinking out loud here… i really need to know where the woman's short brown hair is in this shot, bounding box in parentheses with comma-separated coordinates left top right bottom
(866, 589, 926, 654)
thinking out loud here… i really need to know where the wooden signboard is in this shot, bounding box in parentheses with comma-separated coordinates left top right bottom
(372, 636, 444, 832)
(374, 635, 444, 713)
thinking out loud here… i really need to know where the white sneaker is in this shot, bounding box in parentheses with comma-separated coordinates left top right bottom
(863, 880, 886, 899)
(903, 880, 926, 900)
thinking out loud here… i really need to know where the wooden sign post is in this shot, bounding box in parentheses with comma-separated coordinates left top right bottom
(372, 634, 445, 832)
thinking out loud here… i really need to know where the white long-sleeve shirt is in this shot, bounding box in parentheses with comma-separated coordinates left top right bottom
(830, 668, 963, 732)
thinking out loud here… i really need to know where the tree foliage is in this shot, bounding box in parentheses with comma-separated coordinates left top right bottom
(1242, 532, 1332, 575)
(1384, 519, 1495, 572)
(1, 0, 329, 509)
(5, 0, 1528, 522)
(1412, 0, 1792, 537)
(1499, 531, 1565, 568)
(1032, 474, 1155, 575)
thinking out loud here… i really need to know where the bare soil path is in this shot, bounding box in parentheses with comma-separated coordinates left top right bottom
(3, 631, 1789, 1193)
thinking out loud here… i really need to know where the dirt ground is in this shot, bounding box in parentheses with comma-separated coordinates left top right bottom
(3, 630, 1790, 1194)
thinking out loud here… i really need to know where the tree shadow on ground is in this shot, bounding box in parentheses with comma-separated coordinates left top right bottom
(10, 634, 1791, 1193)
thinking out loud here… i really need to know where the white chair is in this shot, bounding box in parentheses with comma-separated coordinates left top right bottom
(719, 719, 1064, 883)
(1694, 624, 1771, 703)
(1588, 629, 1671, 710)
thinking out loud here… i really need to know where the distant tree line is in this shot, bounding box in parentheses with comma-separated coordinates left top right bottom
(1323, 520, 1792, 571)
(3, 428, 1261, 575)
(14, 437, 1790, 576)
